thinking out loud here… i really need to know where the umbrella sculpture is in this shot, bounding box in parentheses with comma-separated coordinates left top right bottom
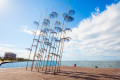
(26, 0, 75, 74)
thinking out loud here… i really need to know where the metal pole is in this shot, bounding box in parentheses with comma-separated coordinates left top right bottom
(31, 9, 48, 71)
(54, 1, 69, 73)
(26, 11, 42, 70)
(45, 2, 62, 73)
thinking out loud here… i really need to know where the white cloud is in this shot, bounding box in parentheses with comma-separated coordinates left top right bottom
(0, 44, 15, 47)
(63, 2, 120, 61)
(22, 26, 35, 35)
(0, 43, 33, 59)
(0, 46, 35, 59)
(22, 26, 45, 36)
(21, 2, 120, 61)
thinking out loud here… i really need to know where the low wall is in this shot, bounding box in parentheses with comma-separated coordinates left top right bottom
(0, 61, 12, 66)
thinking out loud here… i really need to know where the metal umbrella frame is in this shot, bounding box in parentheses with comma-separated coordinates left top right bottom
(26, 0, 75, 74)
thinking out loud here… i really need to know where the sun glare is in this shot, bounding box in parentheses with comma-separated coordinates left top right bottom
(0, 0, 8, 11)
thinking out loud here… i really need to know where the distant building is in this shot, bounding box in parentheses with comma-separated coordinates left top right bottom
(4, 52, 16, 59)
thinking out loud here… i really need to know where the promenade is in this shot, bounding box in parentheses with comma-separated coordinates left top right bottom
(0, 66, 120, 80)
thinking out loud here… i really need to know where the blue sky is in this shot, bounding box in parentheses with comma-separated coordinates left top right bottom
(0, 0, 120, 61)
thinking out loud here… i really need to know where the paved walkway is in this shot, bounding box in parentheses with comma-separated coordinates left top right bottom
(0, 66, 120, 80)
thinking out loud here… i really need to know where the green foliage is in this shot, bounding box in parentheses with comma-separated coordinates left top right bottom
(0, 59, 4, 62)
(0, 58, 30, 62)
(17, 58, 24, 61)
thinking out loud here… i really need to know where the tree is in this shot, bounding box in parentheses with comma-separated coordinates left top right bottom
(17, 58, 24, 61)
(1, 59, 4, 62)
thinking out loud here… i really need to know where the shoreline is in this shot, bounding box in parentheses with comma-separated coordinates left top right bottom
(0, 66, 120, 80)
(0, 66, 120, 69)
(0, 60, 30, 66)
(0, 61, 2, 66)
(0, 61, 14, 66)
(0, 61, 120, 69)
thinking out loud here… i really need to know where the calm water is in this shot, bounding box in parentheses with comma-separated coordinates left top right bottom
(0, 61, 120, 68)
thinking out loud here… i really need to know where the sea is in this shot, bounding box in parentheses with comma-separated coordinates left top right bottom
(0, 61, 120, 68)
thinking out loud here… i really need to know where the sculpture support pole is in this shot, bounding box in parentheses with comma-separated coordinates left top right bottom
(58, 20, 68, 71)
(41, 8, 55, 71)
(54, 1, 69, 72)
(45, 2, 62, 73)
(26, 11, 42, 70)
(42, 18, 55, 71)
(37, 7, 55, 71)
(38, 38, 45, 70)
(26, 0, 75, 74)
(31, 9, 48, 71)
(48, 29, 59, 71)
